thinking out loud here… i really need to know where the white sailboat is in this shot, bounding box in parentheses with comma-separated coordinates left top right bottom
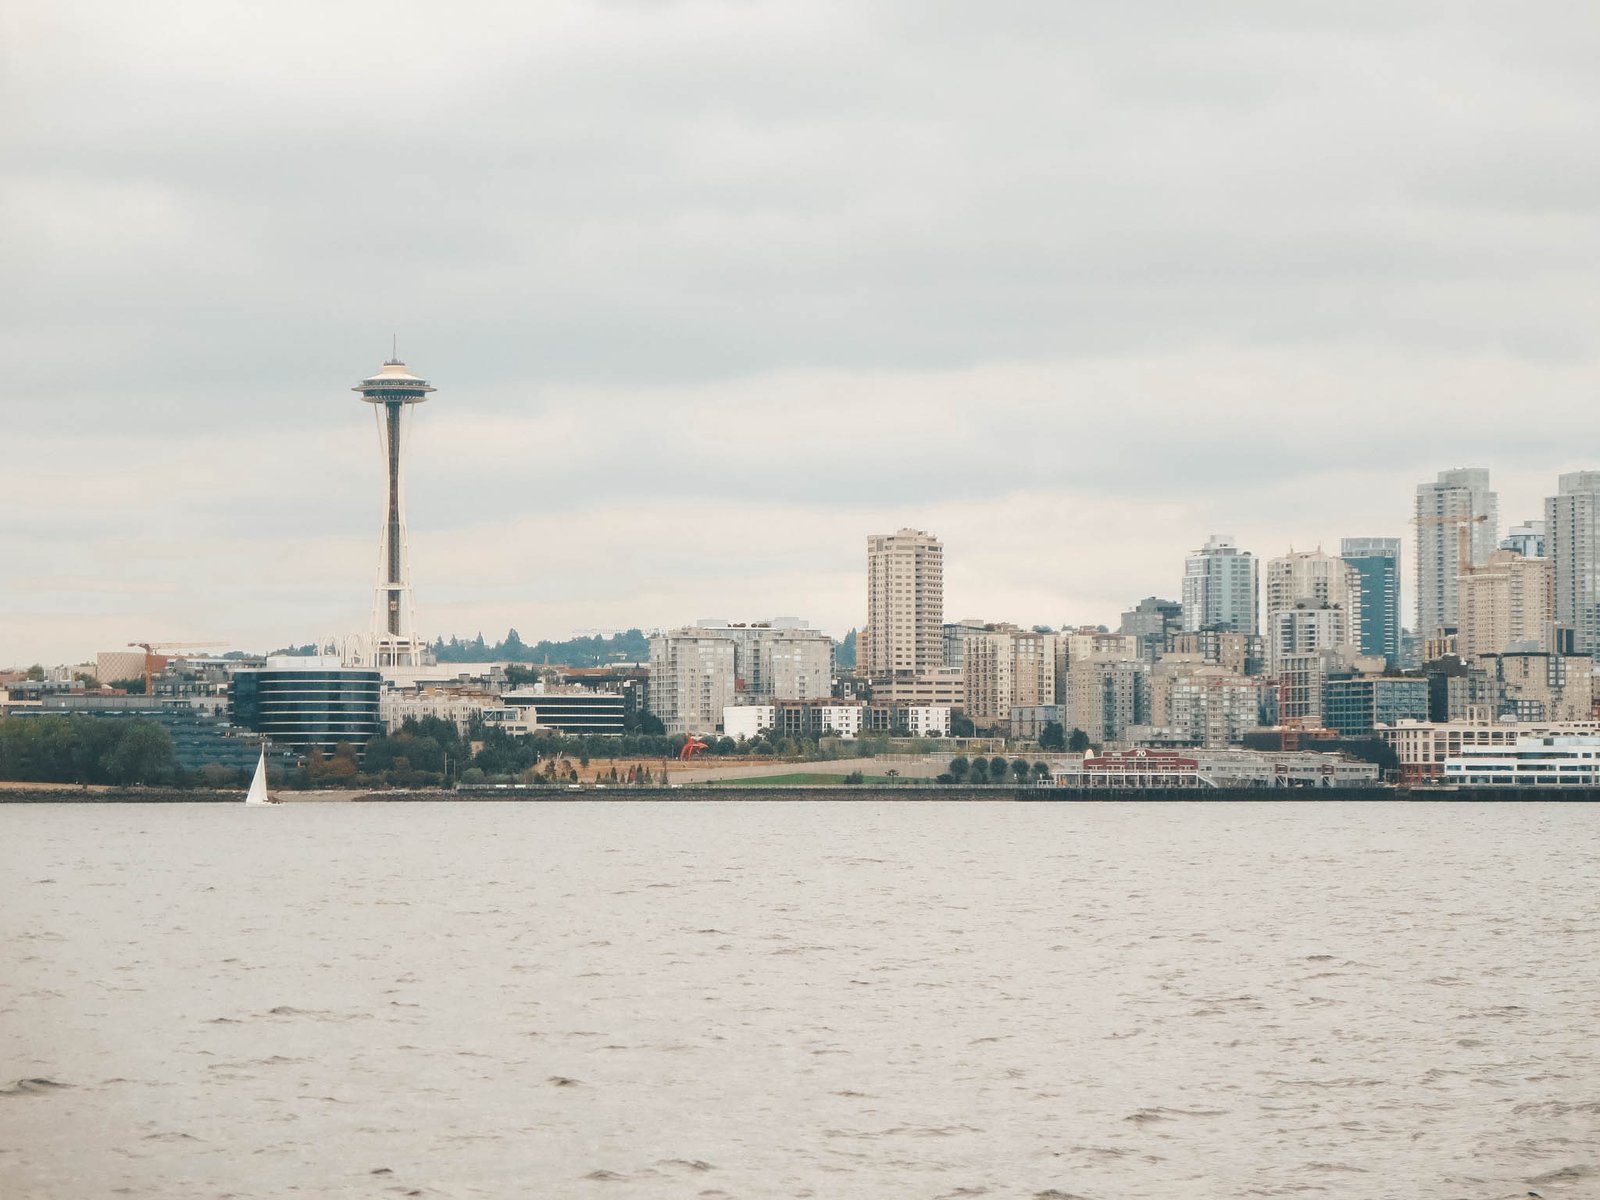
(244, 745, 279, 805)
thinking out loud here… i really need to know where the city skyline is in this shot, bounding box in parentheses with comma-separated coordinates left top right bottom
(3, 448, 1589, 667)
(7, 3, 1600, 664)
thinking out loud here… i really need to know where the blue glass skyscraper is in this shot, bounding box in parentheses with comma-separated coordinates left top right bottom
(1340, 537, 1401, 664)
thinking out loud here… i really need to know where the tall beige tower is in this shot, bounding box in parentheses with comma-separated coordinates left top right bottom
(864, 529, 944, 677)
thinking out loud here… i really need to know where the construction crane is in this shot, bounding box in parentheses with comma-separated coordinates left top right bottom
(1412, 513, 1489, 580)
(127, 641, 227, 695)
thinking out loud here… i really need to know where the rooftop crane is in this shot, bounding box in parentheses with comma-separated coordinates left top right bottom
(127, 641, 227, 695)
(1412, 513, 1489, 581)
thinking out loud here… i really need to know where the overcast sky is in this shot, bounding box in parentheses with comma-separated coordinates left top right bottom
(5, 1, 1600, 665)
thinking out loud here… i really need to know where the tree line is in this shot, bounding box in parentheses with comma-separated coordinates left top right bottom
(0, 717, 181, 786)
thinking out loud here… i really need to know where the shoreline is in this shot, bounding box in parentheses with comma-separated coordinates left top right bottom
(4, 785, 1599, 803)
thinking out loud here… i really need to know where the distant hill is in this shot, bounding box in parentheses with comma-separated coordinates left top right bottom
(431, 628, 651, 666)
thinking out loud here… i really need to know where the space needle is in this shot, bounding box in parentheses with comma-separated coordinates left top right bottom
(354, 349, 435, 669)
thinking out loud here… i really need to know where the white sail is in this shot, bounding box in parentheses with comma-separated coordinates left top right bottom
(244, 746, 273, 806)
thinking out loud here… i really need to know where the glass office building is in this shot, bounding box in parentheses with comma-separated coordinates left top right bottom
(1341, 537, 1401, 664)
(230, 656, 382, 756)
(1322, 676, 1429, 737)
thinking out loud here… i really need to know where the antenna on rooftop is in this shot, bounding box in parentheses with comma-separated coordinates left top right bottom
(389, 333, 399, 364)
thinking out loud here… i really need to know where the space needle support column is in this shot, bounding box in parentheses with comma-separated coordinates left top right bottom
(354, 355, 436, 668)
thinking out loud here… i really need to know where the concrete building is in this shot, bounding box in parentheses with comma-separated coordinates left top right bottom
(1269, 604, 1354, 677)
(962, 625, 1056, 728)
(723, 700, 949, 741)
(1486, 651, 1595, 723)
(1276, 645, 1370, 726)
(863, 529, 944, 678)
(1182, 535, 1258, 635)
(380, 687, 500, 734)
(1545, 472, 1600, 655)
(1265, 551, 1360, 682)
(1119, 597, 1183, 661)
(1065, 659, 1150, 745)
(1415, 467, 1498, 640)
(870, 670, 965, 710)
(1166, 629, 1264, 677)
(1457, 549, 1554, 661)
(1154, 664, 1272, 746)
(648, 630, 737, 735)
(1340, 537, 1401, 664)
(692, 620, 833, 702)
(1265, 550, 1362, 624)
(1060, 630, 1141, 667)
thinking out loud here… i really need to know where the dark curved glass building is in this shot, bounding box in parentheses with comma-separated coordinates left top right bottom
(230, 656, 382, 757)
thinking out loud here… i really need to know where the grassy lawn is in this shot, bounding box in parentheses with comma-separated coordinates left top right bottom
(706, 773, 942, 786)
(707, 772, 851, 785)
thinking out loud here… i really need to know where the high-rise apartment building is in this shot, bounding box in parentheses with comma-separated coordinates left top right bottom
(648, 630, 737, 735)
(1415, 467, 1498, 639)
(692, 620, 833, 702)
(1546, 472, 1600, 655)
(1181, 535, 1258, 635)
(864, 529, 944, 677)
(1265, 550, 1362, 623)
(1065, 659, 1150, 744)
(1340, 537, 1401, 664)
(962, 625, 1056, 727)
(1457, 549, 1554, 661)
(1264, 551, 1360, 674)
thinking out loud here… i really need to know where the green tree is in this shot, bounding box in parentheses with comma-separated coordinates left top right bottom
(1010, 758, 1030, 782)
(1032, 761, 1051, 781)
(106, 721, 176, 785)
(1039, 721, 1066, 751)
(989, 756, 1009, 779)
(1068, 728, 1091, 753)
(949, 755, 969, 782)
(970, 758, 989, 783)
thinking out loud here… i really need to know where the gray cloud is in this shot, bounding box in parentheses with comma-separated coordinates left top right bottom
(4, 0, 1600, 659)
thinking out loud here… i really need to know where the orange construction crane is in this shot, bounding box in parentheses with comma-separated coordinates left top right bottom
(128, 641, 226, 695)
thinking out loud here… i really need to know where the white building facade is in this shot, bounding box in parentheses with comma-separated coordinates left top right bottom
(1182, 535, 1259, 636)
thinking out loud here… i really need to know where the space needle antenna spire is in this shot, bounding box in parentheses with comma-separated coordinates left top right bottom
(353, 351, 436, 670)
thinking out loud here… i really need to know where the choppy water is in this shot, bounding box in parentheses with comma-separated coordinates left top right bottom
(2, 800, 1598, 1200)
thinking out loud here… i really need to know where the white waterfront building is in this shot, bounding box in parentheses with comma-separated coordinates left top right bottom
(1444, 734, 1600, 787)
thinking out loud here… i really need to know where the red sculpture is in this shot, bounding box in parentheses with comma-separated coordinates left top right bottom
(679, 735, 709, 761)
